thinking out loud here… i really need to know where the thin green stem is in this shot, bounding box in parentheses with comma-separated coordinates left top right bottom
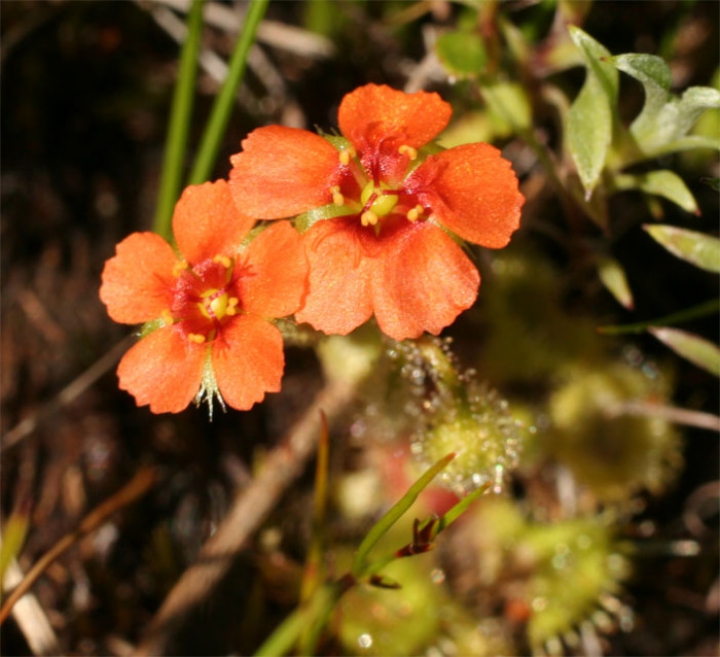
(351, 452, 455, 578)
(188, 0, 270, 185)
(152, 0, 206, 240)
(254, 582, 346, 657)
(597, 298, 720, 335)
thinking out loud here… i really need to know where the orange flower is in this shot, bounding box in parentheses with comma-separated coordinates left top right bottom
(229, 84, 524, 340)
(100, 180, 307, 414)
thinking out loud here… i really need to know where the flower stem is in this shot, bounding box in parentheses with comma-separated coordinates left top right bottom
(152, 0, 206, 240)
(188, 0, 270, 185)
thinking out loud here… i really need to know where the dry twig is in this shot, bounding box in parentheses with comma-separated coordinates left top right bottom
(135, 377, 354, 656)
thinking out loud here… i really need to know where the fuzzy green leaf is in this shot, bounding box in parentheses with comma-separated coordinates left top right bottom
(644, 224, 720, 273)
(649, 327, 720, 376)
(615, 170, 699, 214)
(435, 31, 487, 78)
(567, 27, 618, 196)
(609, 54, 672, 146)
(597, 255, 634, 309)
(609, 50, 720, 157)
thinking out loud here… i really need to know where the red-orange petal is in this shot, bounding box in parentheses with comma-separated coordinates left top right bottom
(229, 126, 341, 219)
(238, 222, 308, 319)
(406, 143, 524, 248)
(338, 84, 452, 153)
(117, 326, 206, 413)
(371, 222, 480, 340)
(100, 232, 176, 324)
(173, 180, 255, 265)
(212, 315, 284, 410)
(295, 218, 373, 336)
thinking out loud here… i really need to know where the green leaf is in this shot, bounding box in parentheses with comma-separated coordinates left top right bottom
(432, 482, 489, 538)
(567, 27, 618, 197)
(0, 508, 30, 584)
(609, 54, 672, 146)
(649, 327, 720, 376)
(675, 86, 720, 140)
(481, 81, 532, 133)
(597, 255, 634, 309)
(652, 135, 720, 157)
(614, 170, 699, 214)
(351, 453, 456, 578)
(188, 0, 270, 184)
(153, 0, 206, 240)
(608, 51, 720, 158)
(644, 224, 720, 273)
(701, 177, 720, 192)
(435, 31, 487, 78)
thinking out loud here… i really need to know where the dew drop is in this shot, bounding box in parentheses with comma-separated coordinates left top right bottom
(430, 568, 446, 585)
(358, 633, 373, 649)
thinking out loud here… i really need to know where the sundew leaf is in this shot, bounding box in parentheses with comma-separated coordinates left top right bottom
(644, 224, 720, 273)
(597, 255, 634, 309)
(435, 31, 487, 78)
(567, 27, 618, 197)
(614, 170, 699, 214)
(649, 327, 720, 376)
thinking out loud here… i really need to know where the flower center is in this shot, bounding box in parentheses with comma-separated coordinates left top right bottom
(359, 181, 399, 227)
(199, 288, 239, 321)
(167, 254, 242, 345)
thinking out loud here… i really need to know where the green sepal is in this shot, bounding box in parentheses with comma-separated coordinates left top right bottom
(139, 317, 166, 339)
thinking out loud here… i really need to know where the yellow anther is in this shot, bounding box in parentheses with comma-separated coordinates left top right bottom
(406, 204, 425, 222)
(399, 144, 418, 160)
(173, 260, 188, 277)
(188, 333, 206, 344)
(338, 147, 356, 166)
(161, 309, 174, 326)
(361, 211, 379, 227)
(209, 295, 228, 318)
(213, 254, 232, 268)
(330, 185, 345, 207)
(228, 297, 239, 307)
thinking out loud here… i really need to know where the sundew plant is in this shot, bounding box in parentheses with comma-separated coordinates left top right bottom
(1, 1, 718, 656)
